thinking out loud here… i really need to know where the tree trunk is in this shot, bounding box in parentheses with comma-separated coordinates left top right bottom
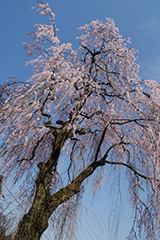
(13, 124, 105, 240)
(13, 159, 104, 240)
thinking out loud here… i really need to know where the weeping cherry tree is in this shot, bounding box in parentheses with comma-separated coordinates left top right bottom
(0, 1, 160, 239)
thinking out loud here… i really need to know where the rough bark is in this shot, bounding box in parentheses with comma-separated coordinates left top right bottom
(13, 160, 104, 240)
(13, 124, 105, 240)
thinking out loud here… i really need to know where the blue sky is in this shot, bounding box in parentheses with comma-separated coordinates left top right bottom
(1, 0, 160, 84)
(1, 0, 160, 239)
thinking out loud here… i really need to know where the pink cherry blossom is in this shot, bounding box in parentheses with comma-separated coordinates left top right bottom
(0, 1, 160, 239)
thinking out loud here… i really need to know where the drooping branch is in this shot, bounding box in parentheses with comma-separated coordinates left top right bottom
(98, 143, 153, 181)
(40, 91, 52, 127)
(19, 131, 53, 163)
(104, 159, 150, 180)
(94, 125, 108, 162)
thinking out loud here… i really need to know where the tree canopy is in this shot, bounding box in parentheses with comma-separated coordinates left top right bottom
(0, 1, 160, 239)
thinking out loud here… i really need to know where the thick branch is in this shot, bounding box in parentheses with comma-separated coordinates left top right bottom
(50, 159, 105, 212)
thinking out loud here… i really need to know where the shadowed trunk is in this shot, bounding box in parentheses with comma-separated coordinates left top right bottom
(13, 125, 105, 240)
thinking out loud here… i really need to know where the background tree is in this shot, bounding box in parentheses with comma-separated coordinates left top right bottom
(0, 1, 160, 239)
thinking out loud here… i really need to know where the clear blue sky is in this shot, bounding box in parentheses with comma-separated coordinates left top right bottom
(1, 0, 160, 84)
(1, 0, 160, 239)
